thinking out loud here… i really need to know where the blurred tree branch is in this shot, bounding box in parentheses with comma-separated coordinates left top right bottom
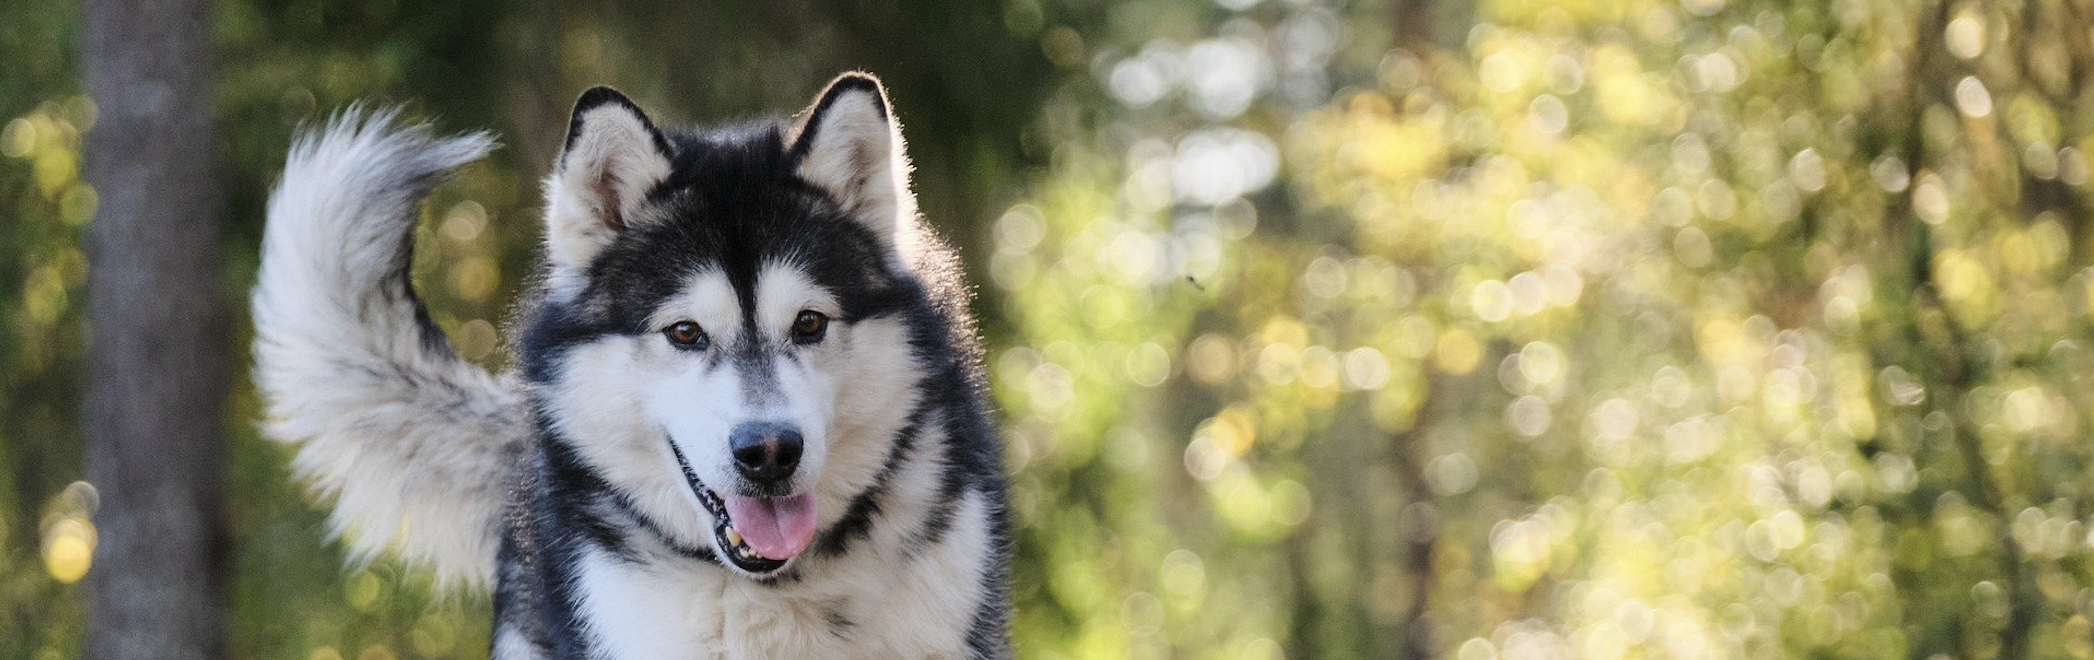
(1875, 1, 2035, 656)
(1388, 373, 1445, 660)
(1391, 0, 1435, 53)
(2010, 0, 2091, 264)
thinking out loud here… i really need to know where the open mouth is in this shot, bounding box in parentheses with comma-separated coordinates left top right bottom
(666, 440, 815, 574)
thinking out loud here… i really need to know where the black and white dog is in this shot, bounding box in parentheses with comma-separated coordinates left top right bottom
(252, 73, 1009, 658)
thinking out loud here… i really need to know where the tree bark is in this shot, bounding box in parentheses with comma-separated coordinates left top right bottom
(80, 0, 227, 658)
(1392, 0, 1435, 53)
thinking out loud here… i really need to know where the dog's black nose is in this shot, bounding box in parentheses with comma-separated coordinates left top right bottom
(730, 422, 803, 485)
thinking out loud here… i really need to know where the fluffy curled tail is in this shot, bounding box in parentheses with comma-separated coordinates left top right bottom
(252, 109, 521, 590)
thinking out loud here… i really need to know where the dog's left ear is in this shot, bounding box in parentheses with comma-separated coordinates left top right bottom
(545, 86, 673, 272)
(788, 73, 915, 251)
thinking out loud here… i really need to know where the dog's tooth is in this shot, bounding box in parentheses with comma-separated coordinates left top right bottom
(726, 528, 744, 547)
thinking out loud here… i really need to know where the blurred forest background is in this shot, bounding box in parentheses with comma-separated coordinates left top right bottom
(8, 0, 2094, 658)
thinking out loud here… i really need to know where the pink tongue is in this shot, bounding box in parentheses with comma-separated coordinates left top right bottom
(722, 494, 818, 560)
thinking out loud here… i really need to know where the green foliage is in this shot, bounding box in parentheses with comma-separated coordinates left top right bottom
(9, 0, 2094, 658)
(0, 0, 86, 653)
(997, 0, 2094, 658)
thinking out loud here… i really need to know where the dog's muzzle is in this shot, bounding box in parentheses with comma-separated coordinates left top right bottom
(667, 439, 796, 574)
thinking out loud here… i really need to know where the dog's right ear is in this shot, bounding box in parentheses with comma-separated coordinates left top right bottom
(544, 86, 672, 271)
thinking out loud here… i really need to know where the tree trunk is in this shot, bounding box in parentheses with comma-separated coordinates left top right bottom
(1392, 0, 1435, 53)
(80, 0, 227, 658)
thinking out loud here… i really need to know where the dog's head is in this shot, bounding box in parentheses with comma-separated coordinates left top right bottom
(524, 74, 931, 576)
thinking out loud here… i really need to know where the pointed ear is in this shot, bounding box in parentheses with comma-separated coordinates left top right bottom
(544, 86, 673, 270)
(787, 73, 915, 249)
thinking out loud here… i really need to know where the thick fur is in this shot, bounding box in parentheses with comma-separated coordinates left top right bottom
(251, 111, 521, 589)
(253, 75, 1009, 659)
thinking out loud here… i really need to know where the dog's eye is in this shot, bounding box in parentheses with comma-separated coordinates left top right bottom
(663, 321, 709, 350)
(790, 310, 828, 344)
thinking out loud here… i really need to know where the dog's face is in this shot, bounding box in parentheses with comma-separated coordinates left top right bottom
(525, 76, 927, 576)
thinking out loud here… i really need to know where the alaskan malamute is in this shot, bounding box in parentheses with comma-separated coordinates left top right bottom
(252, 73, 1009, 658)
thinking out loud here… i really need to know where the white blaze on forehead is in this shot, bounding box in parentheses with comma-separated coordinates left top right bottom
(744, 261, 838, 424)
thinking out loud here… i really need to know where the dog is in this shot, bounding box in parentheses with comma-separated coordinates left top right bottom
(251, 73, 1010, 658)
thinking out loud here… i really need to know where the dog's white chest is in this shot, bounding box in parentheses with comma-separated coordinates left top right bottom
(573, 492, 992, 659)
(572, 549, 726, 658)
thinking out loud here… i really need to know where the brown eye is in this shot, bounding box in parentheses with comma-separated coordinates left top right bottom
(664, 321, 708, 349)
(790, 310, 829, 344)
